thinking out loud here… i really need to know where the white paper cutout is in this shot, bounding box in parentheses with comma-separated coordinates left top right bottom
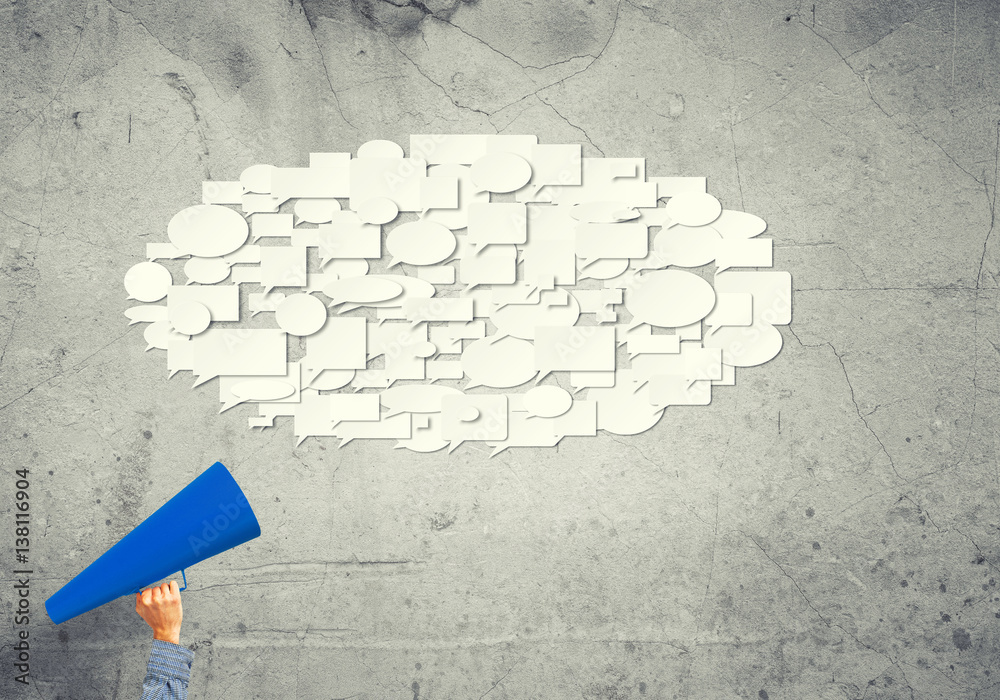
(387, 221, 456, 267)
(127, 136, 792, 453)
(293, 199, 342, 224)
(275, 293, 328, 337)
(183, 257, 231, 285)
(125, 262, 172, 302)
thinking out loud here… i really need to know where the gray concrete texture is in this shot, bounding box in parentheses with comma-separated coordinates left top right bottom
(1, 0, 999, 698)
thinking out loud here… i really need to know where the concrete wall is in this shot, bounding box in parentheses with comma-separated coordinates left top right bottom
(1, 1, 998, 698)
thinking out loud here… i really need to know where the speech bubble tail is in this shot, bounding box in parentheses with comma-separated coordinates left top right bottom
(705, 325, 721, 337)
(715, 266, 730, 275)
(535, 370, 551, 384)
(262, 286, 275, 296)
(627, 318, 645, 331)
(320, 258, 333, 269)
(168, 369, 180, 379)
(219, 401, 241, 414)
(339, 437, 353, 449)
(388, 258, 402, 268)
(464, 381, 482, 391)
(631, 379, 649, 394)
(185, 280, 194, 286)
(486, 332, 506, 345)
(296, 434, 308, 447)
(145, 344, 154, 352)
(489, 444, 508, 458)
(578, 258, 598, 270)
(448, 440, 463, 454)
(572, 385, 585, 394)
(191, 374, 215, 388)
(464, 283, 479, 293)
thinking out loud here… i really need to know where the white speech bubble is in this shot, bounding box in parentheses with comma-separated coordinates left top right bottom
(240, 164, 274, 193)
(715, 238, 773, 274)
(167, 204, 249, 258)
(569, 201, 639, 223)
(125, 262, 172, 302)
(183, 257, 231, 285)
(524, 385, 573, 418)
(471, 152, 532, 193)
(231, 379, 296, 403)
(386, 220, 457, 267)
(305, 369, 355, 390)
(357, 139, 405, 159)
(462, 336, 537, 389)
(625, 270, 716, 329)
(663, 192, 722, 228)
(653, 225, 721, 268)
(711, 209, 767, 239)
(143, 320, 186, 351)
(357, 197, 399, 225)
(322, 277, 404, 308)
(171, 301, 211, 336)
(490, 288, 580, 340)
(380, 385, 464, 417)
(294, 198, 341, 224)
(276, 293, 328, 336)
(124, 305, 169, 325)
(577, 258, 629, 280)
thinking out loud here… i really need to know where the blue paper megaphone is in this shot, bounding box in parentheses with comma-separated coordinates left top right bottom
(45, 461, 261, 625)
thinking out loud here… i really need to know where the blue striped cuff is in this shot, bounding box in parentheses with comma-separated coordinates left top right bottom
(148, 639, 195, 682)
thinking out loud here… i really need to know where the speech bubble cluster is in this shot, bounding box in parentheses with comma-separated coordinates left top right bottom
(124, 135, 792, 455)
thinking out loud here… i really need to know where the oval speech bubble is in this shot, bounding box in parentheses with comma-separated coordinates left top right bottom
(322, 277, 405, 308)
(625, 270, 716, 328)
(240, 164, 274, 193)
(653, 225, 722, 268)
(168, 204, 249, 257)
(357, 197, 399, 225)
(124, 262, 173, 302)
(357, 139, 405, 159)
(171, 301, 211, 336)
(470, 152, 532, 193)
(524, 385, 573, 418)
(143, 320, 184, 351)
(387, 220, 457, 267)
(184, 257, 231, 285)
(462, 336, 537, 389)
(664, 192, 722, 228)
(276, 293, 328, 336)
(124, 305, 169, 325)
(294, 198, 341, 224)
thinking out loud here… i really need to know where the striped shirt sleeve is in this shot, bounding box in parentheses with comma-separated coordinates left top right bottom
(141, 639, 195, 700)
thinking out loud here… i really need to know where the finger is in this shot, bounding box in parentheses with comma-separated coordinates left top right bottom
(141, 588, 153, 605)
(168, 580, 179, 596)
(151, 586, 164, 601)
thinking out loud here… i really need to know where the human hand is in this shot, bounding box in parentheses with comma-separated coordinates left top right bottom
(135, 580, 183, 645)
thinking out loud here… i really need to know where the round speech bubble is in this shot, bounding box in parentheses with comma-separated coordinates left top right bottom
(276, 293, 328, 336)
(184, 257, 231, 285)
(702, 322, 783, 367)
(294, 198, 341, 224)
(462, 336, 537, 388)
(711, 210, 767, 239)
(143, 320, 185, 351)
(524, 385, 573, 418)
(664, 192, 722, 228)
(124, 305, 169, 325)
(322, 276, 405, 308)
(168, 204, 249, 257)
(357, 197, 399, 225)
(625, 270, 716, 328)
(357, 139, 405, 159)
(387, 221, 456, 267)
(240, 164, 274, 193)
(470, 152, 532, 193)
(491, 288, 580, 340)
(653, 225, 722, 268)
(171, 301, 211, 336)
(124, 262, 172, 302)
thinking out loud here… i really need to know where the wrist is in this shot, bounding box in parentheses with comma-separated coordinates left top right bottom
(153, 629, 181, 645)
